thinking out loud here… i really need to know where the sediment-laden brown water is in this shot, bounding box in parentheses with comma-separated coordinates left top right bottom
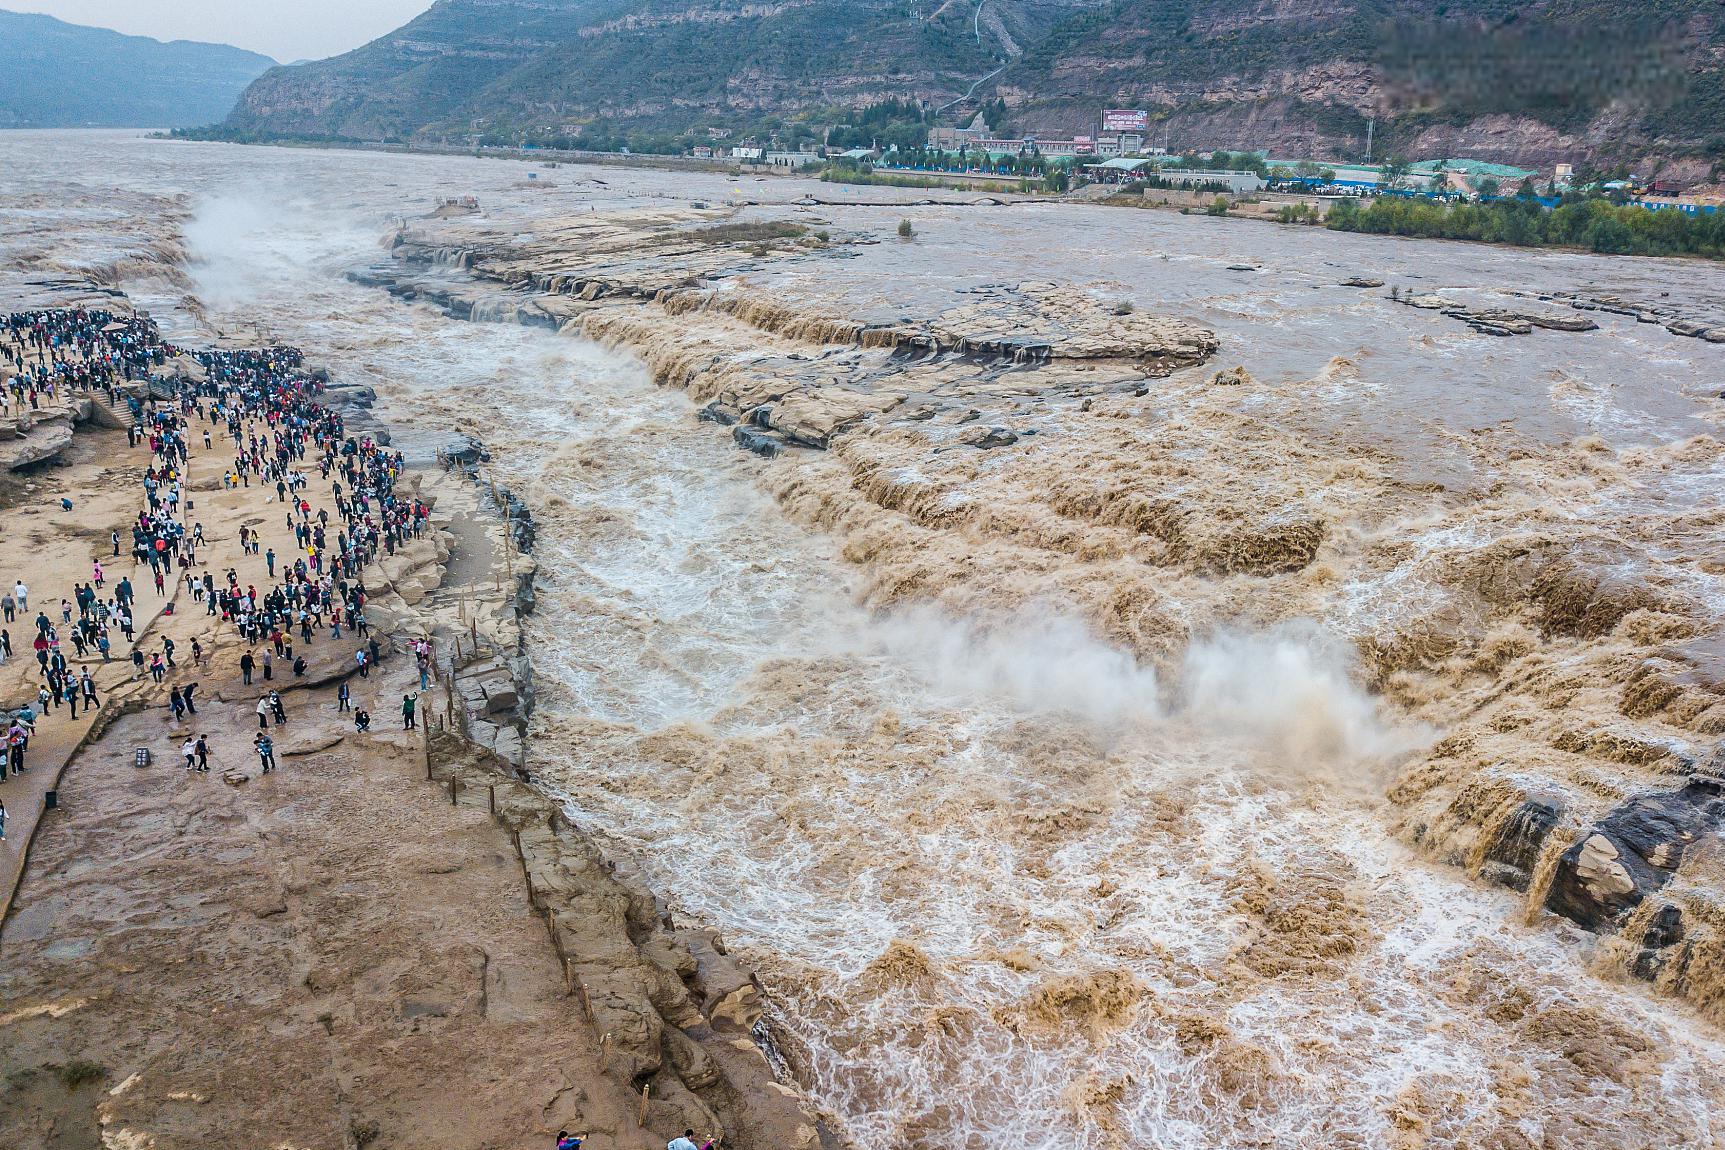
(6, 129, 1725, 1149)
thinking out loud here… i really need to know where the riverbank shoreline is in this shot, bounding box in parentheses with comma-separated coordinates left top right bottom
(0, 292, 826, 1150)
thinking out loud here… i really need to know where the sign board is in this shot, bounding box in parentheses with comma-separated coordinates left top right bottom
(1102, 109, 1149, 133)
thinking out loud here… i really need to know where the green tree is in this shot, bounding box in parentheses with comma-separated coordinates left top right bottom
(1585, 213, 1634, 253)
(1206, 196, 1230, 216)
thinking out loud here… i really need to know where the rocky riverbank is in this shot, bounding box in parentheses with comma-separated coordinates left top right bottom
(0, 294, 825, 1150)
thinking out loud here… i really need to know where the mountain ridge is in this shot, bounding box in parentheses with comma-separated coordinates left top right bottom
(0, 9, 275, 129)
(222, 0, 1725, 173)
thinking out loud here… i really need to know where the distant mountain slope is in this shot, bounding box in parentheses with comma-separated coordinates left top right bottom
(1002, 0, 1725, 171)
(223, 0, 1725, 171)
(0, 9, 275, 129)
(224, 0, 1101, 142)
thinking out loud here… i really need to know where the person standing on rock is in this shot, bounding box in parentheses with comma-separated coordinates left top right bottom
(13, 579, 26, 612)
(194, 735, 210, 772)
(256, 695, 271, 731)
(7, 718, 27, 774)
(337, 681, 351, 713)
(2, 590, 14, 623)
(240, 649, 255, 686)
(254, 731, 275, 774)
(401, 692, 417, 730)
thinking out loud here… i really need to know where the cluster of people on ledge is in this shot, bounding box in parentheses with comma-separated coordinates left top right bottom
(4, 309, 166, 412)
(4, 308, 434, 791)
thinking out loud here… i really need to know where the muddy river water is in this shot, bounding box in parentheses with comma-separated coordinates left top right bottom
(6, 130, 1725, 1149)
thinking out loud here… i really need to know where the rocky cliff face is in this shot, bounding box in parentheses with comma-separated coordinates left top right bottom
(1002, 0, 1725, 170)
(223, 1, 1725, 169)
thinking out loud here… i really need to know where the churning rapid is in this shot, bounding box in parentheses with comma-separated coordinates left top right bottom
(6, 130, 1725, 1149)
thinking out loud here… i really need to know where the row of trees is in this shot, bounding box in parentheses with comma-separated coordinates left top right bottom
(869, 148, 1070, 179)
(824, 156, 1068, 192)
(1325, 195, 1725, 258)
(824, 98, 929, 153)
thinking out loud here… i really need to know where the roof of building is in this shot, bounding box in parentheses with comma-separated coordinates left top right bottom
(1409, 158, 1536, 179)
(1262, 157, 1536, 182)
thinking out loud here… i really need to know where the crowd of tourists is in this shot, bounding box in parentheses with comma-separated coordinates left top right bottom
(3, 307, 433, 788)
(4, 309, 166, 411)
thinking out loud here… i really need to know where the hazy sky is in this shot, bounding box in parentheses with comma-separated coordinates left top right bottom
(10, 0, 434, 63)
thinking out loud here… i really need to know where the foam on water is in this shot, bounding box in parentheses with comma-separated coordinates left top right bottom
(6, 131, 1725, 1149)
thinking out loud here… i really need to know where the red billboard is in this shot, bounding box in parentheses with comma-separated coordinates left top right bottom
(1101, 109, 1149, 133)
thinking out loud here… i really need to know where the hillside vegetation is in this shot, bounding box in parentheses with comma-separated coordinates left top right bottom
(221, 0, 1725, 172)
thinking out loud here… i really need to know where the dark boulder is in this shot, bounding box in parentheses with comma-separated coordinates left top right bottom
(513, 572, 537, 618)
(958, 426, 1018, 450)
(1629, 902, 1685, 981)
(732, 425, 785, 458)
(1480, 798, 1563, 892)
(324, 383, 376, 408)
(442, 435, 489, 469)
(1544, 779, 1725, 930)
(698, 401, 739, 426)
